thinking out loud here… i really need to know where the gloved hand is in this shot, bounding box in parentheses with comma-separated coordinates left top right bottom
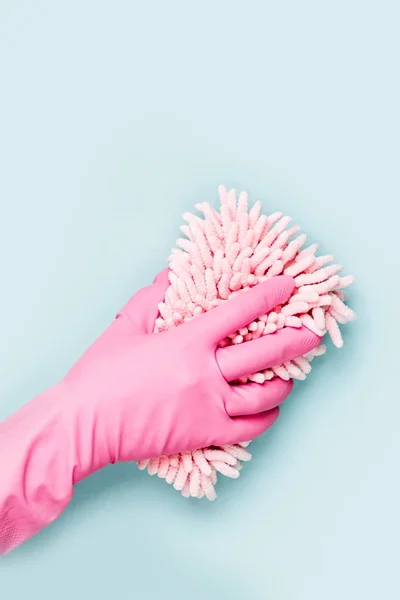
(0, 270, 320, 555)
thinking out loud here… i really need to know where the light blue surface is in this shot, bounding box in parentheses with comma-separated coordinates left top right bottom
(0, 1, 398, 598)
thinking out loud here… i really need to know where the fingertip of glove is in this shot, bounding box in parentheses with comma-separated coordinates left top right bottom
(300, 326, 323, 352)
(259, 274, 295, 303)
(276, 274, 296, 296)
(153, 268, 170, 286)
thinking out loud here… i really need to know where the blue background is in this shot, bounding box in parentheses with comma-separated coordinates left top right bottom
(0, 1, 398, 598)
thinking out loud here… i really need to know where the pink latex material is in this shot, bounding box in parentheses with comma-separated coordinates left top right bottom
(0, 272, 320, 555)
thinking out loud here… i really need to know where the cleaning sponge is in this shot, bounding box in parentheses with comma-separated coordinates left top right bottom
(137, 185, 355, 499)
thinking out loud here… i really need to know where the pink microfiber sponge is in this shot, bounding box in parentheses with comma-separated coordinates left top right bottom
(137, 185, 355, 499)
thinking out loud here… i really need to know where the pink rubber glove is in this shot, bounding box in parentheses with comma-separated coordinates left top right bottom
(0, 270, 320, 555)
